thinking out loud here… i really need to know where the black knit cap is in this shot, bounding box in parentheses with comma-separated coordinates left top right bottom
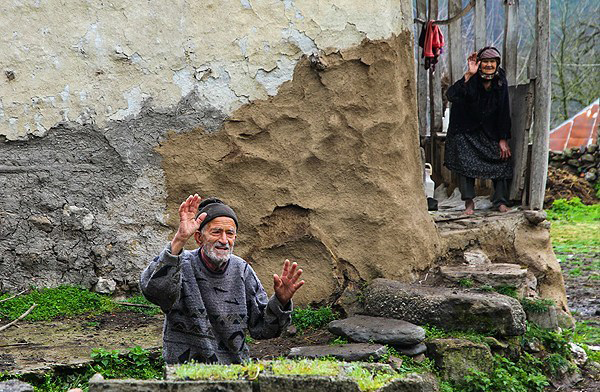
(195, 198, 238, 232)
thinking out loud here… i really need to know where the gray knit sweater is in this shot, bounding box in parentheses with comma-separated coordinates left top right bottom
(140, 243, 292, 364)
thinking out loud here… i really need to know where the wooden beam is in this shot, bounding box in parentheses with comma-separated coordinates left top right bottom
(529, 0, 551, 210)
(474, 0, 487, 50)
(417, 0, 428, 137)
(429, 0, 443, 134)
(503, 0, 519, 85)
(509, 82, 535, 201)
(448, 0, 463, 83)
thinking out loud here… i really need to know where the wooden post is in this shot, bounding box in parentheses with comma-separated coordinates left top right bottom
(428, 0, 442, 135)
(448, 0, 463, 83)
(529, 0, 551, 210)
(503, 0, 519, 85)
(474, 0, 487, 50)
(417, 0, 428, 137)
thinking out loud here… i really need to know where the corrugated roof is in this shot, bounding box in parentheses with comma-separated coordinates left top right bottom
(549, 99, 599, 151)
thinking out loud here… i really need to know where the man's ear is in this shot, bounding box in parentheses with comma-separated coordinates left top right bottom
(194, 231, 203, 247)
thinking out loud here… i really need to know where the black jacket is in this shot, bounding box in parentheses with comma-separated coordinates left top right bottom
(446, 69, 511, 141)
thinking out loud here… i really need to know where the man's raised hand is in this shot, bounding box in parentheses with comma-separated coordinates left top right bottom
(273, 259, 305, 306)
(171, 194, 207, 255)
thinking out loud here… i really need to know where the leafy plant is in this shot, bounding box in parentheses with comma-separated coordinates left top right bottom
(458, 279, 474, 288)
(495, 285, 518, 298)
(90, 346, 164, 380)
(457, 354, 549, 392)
(520, 298, 555, 313)
(291, 306, 338, 332)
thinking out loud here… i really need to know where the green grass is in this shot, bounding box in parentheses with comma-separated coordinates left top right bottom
(0, 285, 115, 321)
(0, 286, 161, 321)
(270, 358, 341, 377)
(423, 325, 488, 344)
(291, 306, 338, 332)
(547, 198, 600, 255)
(175, 362, 245, 380)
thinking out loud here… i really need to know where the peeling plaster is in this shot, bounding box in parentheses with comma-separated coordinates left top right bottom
(255, 57, 297, 96)
(0, 1, 412, 140)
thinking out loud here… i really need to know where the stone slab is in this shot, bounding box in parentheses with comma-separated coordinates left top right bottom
(426, 338, 493, 382)
(439, 263, 536, 297)
(288, 343, 387, 362)
(362, 279, 526, 336)
(394, 343, 427, 357)
(0, 381, 34, 392)
(328, 315, 425, 346)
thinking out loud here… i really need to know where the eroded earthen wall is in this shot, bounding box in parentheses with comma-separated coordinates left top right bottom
(0, 0, 442, 303)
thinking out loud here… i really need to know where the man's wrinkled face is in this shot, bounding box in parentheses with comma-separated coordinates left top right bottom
(195, 217, 236, 268)
(480, 59, 498, 75)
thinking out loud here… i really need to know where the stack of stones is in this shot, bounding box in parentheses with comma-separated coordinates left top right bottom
(549, 144, 599, 184)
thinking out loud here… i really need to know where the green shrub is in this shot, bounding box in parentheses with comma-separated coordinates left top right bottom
(458, 354, 548, 392)
(291, 306, 338, 332)
(546, 197, 600, 222)
(90, 346, 164, 380)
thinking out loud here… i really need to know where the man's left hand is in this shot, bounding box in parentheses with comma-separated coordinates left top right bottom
(273, 259, 305, 306)
(499, 139, 511, 160)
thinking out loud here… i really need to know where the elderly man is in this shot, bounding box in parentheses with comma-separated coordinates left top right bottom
(444, 46, 512, 215)
(141, 195, 304, 364)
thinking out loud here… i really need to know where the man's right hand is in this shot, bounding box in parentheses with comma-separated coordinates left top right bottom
(170, 194, 207, 255)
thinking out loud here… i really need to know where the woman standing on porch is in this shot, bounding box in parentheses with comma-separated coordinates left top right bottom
(444, 46, 512, 215)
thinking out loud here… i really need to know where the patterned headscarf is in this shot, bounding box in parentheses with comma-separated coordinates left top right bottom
(477, 47, 501, 80)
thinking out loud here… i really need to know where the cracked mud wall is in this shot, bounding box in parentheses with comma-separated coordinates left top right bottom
(1, 1, 430, 299)
(158, 35, 442, 305)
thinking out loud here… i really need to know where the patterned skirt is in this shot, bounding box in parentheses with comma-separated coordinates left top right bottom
(444, 130, 513, 180)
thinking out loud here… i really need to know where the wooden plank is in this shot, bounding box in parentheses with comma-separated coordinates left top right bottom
(448, 0, 463, 83)
(474, 0, 487, 50)
(529, 0, 551, 210)
(428, 0, 443, 135)
(417, 0, 428, 136)
(509, 82, 535, 201)
(503, 0, 519, 86)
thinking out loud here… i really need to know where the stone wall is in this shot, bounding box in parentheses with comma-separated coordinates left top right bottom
(1, 1, 444, 304)
(549, 144, 599, 184)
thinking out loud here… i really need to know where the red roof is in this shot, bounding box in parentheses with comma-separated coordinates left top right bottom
(549, 99, 599, 151)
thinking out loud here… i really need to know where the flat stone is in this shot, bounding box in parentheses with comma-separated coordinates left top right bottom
(439, 263, 536, 297)
(378, 372, 439, 392)
(0, 381, 34, 392)
(523, 210, 547, 225)
(426, 339, 493, 382)
(328, 315, 425, 346)
(288, 343, 387, 362)
(394, 343, 427, 357)
(362, 279, 526, 336)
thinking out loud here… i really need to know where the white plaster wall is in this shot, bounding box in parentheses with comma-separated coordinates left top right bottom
(0, 0, 413, 140)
